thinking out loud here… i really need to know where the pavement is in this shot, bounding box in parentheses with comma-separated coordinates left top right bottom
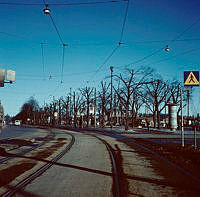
(102, 126, 200, 146)
(103, 126, 200, 136)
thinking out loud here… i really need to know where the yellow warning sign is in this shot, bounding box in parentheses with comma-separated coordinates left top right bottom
(184, 72, 199, 86)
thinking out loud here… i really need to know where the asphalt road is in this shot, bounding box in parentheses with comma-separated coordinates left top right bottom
(16, 130, 113, 197)
(0, 125, 49, 140)
(1, 126, 200, 196)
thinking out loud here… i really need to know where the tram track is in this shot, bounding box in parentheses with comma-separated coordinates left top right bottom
(99, 130, 200, 192)
(3, 125, 199, 196)
(0, 132, 56, 164)
(91, 135, 121, 197)
(63, 127, 200, 194)
(0, 132, 75, 197)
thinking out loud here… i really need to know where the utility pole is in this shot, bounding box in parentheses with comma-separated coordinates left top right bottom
(114, 93, 117, 125)
(73, 91, 76, 127)
(180, 88, 184, 147)
(69, 88, 72, 125)
(187, 88, 190, 118)
(110, 66, 114, 129)
(58, 99, 61, 125)
(94, 88, 97, 128)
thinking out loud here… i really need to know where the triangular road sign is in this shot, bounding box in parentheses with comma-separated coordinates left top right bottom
(184, 71, 199, 86)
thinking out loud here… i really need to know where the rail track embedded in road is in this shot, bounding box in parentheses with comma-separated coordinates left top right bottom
(1, 132, 75, 197)
(0, 132, 56, 164)
(88, 135, 122, 197)
(63, 127, 200, 194)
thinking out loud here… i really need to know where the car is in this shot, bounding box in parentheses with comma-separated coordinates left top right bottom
(14, 120, 21, 126)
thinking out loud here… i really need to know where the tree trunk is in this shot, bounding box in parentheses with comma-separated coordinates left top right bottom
(125, 102, 129, 130)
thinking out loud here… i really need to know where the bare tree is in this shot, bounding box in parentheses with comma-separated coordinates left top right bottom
(98, 81, 110, 127)
(80, 87, 94, 127)
(114, 68, 153, 130)
(141, 78, 169, 128)
(73, 90, 84, 127)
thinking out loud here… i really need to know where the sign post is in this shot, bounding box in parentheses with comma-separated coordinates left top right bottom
(184, 71, 199, 86)
(183, 71, 199, 148)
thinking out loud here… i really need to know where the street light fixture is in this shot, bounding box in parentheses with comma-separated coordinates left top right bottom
(164, 45, 171, 52)
(43, 5, 51, 14)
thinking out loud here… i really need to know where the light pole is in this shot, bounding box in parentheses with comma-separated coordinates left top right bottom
(110, 66, 114, 128)
(180, 88, 184, 147)
(94, 88, 97, 128)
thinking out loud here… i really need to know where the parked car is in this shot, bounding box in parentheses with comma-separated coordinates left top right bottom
(14, 120, 21, 126)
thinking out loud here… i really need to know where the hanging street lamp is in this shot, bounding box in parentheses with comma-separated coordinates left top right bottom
(43, 5, 51, 15)
(164, 45, 171, 52)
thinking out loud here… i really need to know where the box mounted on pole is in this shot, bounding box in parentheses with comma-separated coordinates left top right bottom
(0, 68, 16, 87)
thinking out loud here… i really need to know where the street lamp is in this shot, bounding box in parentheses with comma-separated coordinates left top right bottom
(164, 45, 171, 52)
(43, 5, 51, 14)
(110, 66, 114, 128)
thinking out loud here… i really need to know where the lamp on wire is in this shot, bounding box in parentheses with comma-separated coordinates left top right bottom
(164, 45, 171, 52)
(43, 4, 51, 14)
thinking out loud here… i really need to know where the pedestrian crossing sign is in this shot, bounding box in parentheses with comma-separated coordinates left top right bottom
(184, 71, 199, 86)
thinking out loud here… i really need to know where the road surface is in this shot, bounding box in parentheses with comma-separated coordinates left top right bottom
(0, 125, 199, 196)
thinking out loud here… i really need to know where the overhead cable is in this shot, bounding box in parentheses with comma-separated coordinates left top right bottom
(143, 46, 200, 68)
(42, 0, 67, 83)
(116, 46, 165, 69)
(0, 0, 128, 6)
(48, 14, 65, 45)
(95, 45, 120, 74)
(61, 44, 67, 83)
(119, 0, 130, 44)
(170, 16, 200, 43)
(94, 0, 130, 75)
(41, 43, 45, 80)
(116, 14, 200, 70)
(130, 38, 200, 44)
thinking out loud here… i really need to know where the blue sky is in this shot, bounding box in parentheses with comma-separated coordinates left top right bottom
(0, 0, 200, 116)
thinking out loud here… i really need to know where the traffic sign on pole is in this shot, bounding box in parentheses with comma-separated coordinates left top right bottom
(184, 71, 199, 86)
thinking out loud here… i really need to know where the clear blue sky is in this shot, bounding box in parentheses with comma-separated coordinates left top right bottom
(0, 0, 200, 116)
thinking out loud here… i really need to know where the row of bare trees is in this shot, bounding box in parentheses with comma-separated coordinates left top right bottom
(16, 67, 189, 129)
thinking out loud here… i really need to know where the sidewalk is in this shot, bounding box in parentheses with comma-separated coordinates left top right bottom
(103, 126, 200, 136)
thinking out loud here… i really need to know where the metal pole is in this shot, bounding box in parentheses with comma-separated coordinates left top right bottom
(69, 88, 72, 125)
(165, 96, 167, 128)
(187, 89, 190, 118)
(73, 91, 76, 127)
(180, 88, 184, 147)
(94, 88, 96, 128)
(110, 66, 113, 129)
(58, 99, 61, 125)
(194, 126, 197, 149)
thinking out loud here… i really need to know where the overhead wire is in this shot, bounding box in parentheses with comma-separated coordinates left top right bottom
(41, 43, 45, 80)
(142, 46, 200, 68)
(18, 70, 97, 78)
(61, 44, 67, 83)
(3, 30, 200, 47)
(115, 46, 200, 71)
(116, 45, 165, 69)
(129, 38, 200, 44)
(115, 14, 200, 71)
(95, 45, 120, 74)
(0, 32, 40, 44)
(0, 0, 128, 6)
(119, 0, 130, 44)
(170, 16, 200, 43)
(92, 0, 130, 78)
(48, 14, 65, 45)
(42, 0, 67, 84)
